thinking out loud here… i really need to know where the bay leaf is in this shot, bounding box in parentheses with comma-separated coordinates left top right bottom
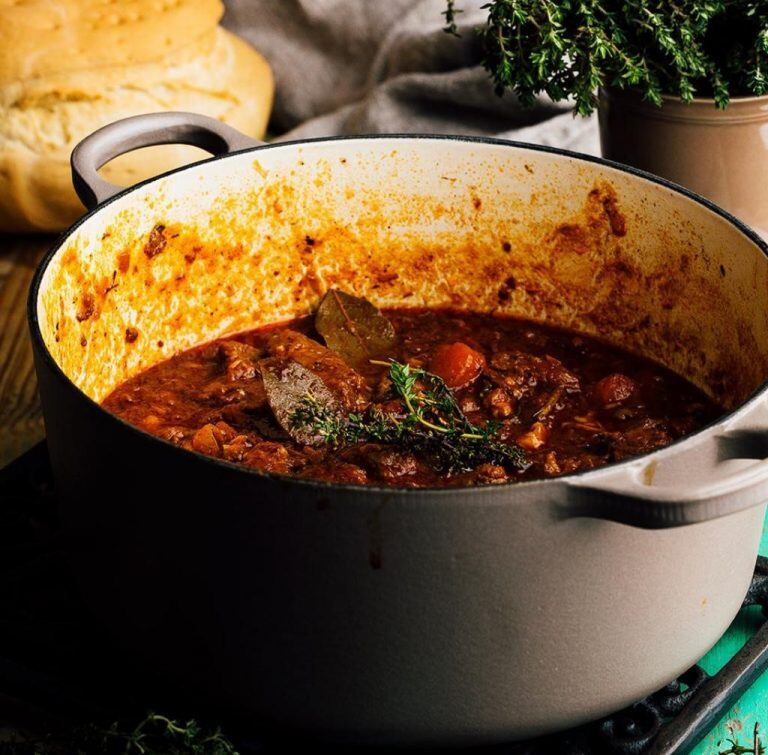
(315, 289, 396, 369)
(260, 357, 340, 445)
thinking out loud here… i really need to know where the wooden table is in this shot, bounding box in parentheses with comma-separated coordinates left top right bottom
(0, 235, 50, 468)
(1, 232, 767, 752)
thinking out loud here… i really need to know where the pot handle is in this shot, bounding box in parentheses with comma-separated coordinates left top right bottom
(71, 111, 264, 210)
(562, 395, 768, 528)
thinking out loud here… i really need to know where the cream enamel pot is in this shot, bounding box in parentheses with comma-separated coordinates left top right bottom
(28, 112, 768, 746)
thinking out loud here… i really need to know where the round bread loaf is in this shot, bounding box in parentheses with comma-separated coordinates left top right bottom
(0, 0, 273, 232)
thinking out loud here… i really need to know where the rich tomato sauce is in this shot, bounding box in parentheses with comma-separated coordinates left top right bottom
(103, 309, 722, 487)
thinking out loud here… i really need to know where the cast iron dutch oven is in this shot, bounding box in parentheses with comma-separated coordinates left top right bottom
(27, 112, 768, 746)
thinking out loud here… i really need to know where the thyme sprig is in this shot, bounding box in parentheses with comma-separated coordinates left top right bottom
(289, 359, 528, 474)
(720, 722, 765, 754)
(445, 1, 768, 114)
(442, 0, 463, 36)
(1, 712, 238, 754)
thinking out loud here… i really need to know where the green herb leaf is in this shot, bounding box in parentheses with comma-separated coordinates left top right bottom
(290, 359, 528, 475)
(463, 0, 768, 114)
(718, 721, 765, 754)
(1, 712, 238, 754)
(315, 289, 397, 369)
(443, 0, 463, 35)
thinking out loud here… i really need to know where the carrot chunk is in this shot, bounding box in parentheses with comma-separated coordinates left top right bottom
(428, 342, 486, 388)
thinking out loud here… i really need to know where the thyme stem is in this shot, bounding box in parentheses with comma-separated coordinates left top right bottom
(292, 359, 528, 473)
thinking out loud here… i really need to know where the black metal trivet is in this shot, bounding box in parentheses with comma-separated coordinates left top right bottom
(2, 442, 768, 754)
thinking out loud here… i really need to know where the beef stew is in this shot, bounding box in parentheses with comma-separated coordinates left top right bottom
(103, 292, 721, 488)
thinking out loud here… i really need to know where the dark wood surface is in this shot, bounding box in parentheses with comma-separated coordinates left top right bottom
(0, 235, 52, 468)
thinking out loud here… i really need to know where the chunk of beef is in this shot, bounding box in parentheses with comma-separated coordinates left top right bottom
(489, 351, 580, 399)
(473, 463, 508, 484)
(219, 341, 262, 381)
(159, 425, 188, 445)
(195, 341, 268, 412)
(554, 453, 606, 475)
(267, 329, 370, 411)
(221, 434, 253, 462)
(195, 342, 269, 417)
(303, 462, 368, 485)
(243, 441, 308, 474)
(191, 424, 221, 457)
(356, 444, 419, 481)
(594, 373, 636, 406)
(189, 421, 239, 457)
(612, 419, 672, 461)
(484, 386, 515, 418)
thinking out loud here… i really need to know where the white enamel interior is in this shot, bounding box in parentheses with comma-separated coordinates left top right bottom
(36, 137, 768, 408)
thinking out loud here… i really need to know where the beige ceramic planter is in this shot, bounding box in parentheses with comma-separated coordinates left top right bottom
(598, 88, 768, 237)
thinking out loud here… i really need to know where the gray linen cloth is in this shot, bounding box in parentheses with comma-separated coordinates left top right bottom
(223, 0, 598, 152)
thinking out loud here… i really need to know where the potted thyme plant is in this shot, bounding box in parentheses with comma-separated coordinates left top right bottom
(445, 1, 768, 233)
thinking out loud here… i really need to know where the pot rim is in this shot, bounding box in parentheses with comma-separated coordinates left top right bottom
(27, 133, 768, 496)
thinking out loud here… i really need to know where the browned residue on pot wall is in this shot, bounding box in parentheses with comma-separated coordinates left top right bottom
(37, 142, 768, 407)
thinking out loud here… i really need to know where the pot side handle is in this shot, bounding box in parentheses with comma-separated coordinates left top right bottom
(562, 395, 768, 528)
(71, 111, 264, 210)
